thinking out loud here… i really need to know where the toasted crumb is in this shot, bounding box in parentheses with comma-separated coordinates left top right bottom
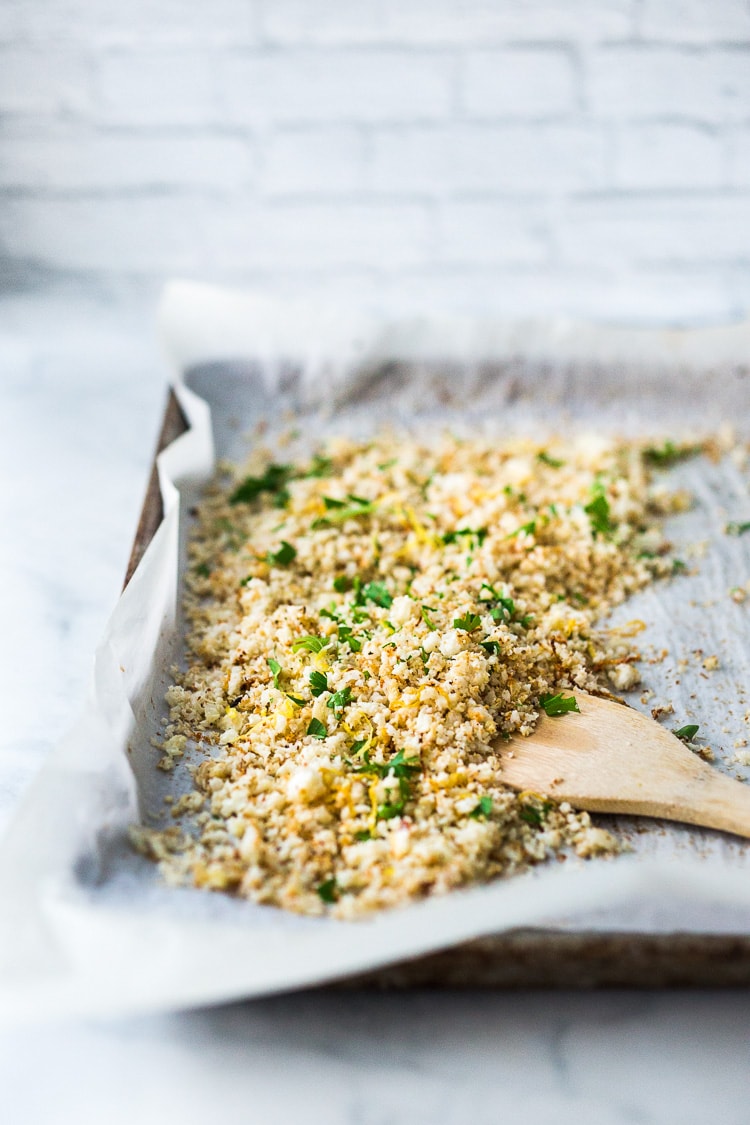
(137, 432, 707, 917)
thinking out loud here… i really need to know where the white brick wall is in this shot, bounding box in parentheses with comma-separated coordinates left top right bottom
(1, 0, 750, 324)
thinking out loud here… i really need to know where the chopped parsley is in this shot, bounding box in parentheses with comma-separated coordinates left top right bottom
(480, 640, 502, 655)
(312, 495, 377, 529)
(305, 454, 333, 478)
(539, 692, 580, 717)
(469, 795, 493, 819)
(584, 488, 615, 538)
(643, 440, 701, 467)
(337, 625, 363, 652)
(361, 580, 393, 608)
(194, 562, 211, 578)
(333, 575, 352, 593)
(309, 670, 328, 696)
(317, 878, 338, 903)
(351, 749, 421, 821)
(230, 463, 293, 507)
(327, 686, 354, 719)
(306, 717, 328, 740)
(266, 540, 297, 566)
(673, 724, 700, 742)
(285, 694, 306, 708)
(726, 521, 750, 537)
(537, 451, 564, 468)
(292, 635, 329, 654)
(421, 605, 438, 630)
(453, 612, 481, 632)
(441, 527, 488, 546)
(519, 800, 552, 826)
(267, 657, 282, 690)
(506, 520, 537, 539)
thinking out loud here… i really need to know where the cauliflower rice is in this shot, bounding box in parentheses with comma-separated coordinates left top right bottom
(132, 431, 695, 918)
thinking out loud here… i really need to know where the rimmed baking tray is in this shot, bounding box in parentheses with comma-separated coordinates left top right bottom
(123, 355, 750, 989)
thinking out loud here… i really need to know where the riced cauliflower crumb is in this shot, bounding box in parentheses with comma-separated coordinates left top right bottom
(133, 432, 699, 917)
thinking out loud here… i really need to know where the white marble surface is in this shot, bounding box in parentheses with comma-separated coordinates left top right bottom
(2, 289, 749, 1125)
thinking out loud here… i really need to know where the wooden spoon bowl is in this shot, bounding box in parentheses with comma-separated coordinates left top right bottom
(500, 694, 750, 839)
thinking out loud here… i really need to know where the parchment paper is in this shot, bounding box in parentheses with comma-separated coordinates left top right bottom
(3, 279, 750, 1027)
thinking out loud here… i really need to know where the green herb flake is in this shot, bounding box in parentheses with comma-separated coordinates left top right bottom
(519, 800, 552, 827)
(267, 657, 282, 690)
(266, 540, 297, 566)
(469, 795, 493, 819)
(333, 575, 352, 593)
(194, 562, 211, 578)
(306, 454, 333, 478)
(421, 605, 438, 630)
(316, 878, 338, 903)
(313, 495, 377, 529)
(309, 670, 329, 697)
(441, 527, 488, 546)
(453, 612, 481, 632)
(306, 717, 328, 740)
(673, 724, 700, 742)
(537, 451, 564, 468)
(643, 440, 701, 467)
(354, 829, 373, 841)
(362, 580, 393, 608)
(480, 640, 502, 655)
(285, 694, 306, 708)
(506, 520, 537, 540)
(337, 625, 362, 652)
(230, 463, 293, 507)
(539, 692, 580, 717)
(726, 521, 750, 537)
(327, 686, 354, 719)
(292, 635, 329, 654)
(584, 490, 615, 538)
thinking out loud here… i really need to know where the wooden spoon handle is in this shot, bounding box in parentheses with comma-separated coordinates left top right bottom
(592, 765, 750, 839)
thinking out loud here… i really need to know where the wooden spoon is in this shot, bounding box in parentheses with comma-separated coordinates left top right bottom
(500, 694, 750, 839)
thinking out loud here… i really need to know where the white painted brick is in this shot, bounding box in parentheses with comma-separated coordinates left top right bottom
(0, 198, 210, 271)
(437, 202, 550, 265)
(588, 47, 750, 122)
(218, 51, 454, 123)
(558, 197, 750, 266)
(371, 124, 606, 194)
(262, 127, 366, 195)
(97, 50, 217, 125)
(729, 130, 750, 188)
(0, 47, 92, 114)
(640, 0, 750, 44)
(261, 0, 634, 45)
(0, 0, 259, 46)
(613, 124, 725, 190)
(203, 202, 432, 269)
(0, 133, 253, 190)
(260, 0, 383, 45)
(462, 50, 577, 119)
(384, 0, 634, 44)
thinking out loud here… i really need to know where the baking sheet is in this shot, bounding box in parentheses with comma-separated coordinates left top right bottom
(2, 280, 750, 1026)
